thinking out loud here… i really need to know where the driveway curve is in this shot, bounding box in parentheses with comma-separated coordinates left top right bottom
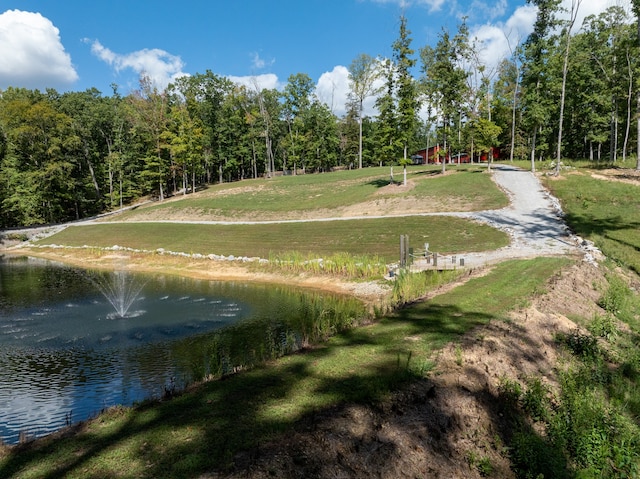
(432, 164, 583, 268)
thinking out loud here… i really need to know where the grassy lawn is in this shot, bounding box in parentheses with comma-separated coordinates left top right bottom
(36, 216, 509, 264)
(112, 165, 507, 219)
(543, 172, 640, 273)
(0, 257, 569, 479)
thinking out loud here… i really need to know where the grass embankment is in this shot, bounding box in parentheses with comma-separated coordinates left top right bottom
(478, 162, 640, 478)
(0, 258, 568, 479)
(543, 171, 640, 274)
(37, 216, 507, 264)
(111, 165, 507, 220)
(32, 166, 509, 279)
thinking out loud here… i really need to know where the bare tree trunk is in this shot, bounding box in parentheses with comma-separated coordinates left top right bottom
(531, 129, 537, 173)
(556, 0, 582, 175)
(624, 51, 633, 162)
(510, 75, 519, 163)
(358, 99, 363, 169)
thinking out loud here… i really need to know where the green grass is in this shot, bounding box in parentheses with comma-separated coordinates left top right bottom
(0, 257, 569, 478)
(36, 216, 509, 264)
(113, 165, 507, 219)
(543, 172, 640, 273)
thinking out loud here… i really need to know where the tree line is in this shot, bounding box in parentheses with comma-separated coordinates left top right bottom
(1, 1, 639, 228)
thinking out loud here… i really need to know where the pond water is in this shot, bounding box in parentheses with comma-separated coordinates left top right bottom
(0, 256, 365, 444)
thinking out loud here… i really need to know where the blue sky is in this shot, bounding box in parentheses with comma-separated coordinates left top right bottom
(0, 0, 632, 116)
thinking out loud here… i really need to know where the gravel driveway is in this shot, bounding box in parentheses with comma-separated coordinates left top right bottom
(418, 164, 584, 269)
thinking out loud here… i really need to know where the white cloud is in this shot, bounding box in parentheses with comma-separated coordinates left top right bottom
(228, 73, 282, 91)
(369, 0, 446, 12)
(90, 40, 188, 90)
(563, 0, 633, 30)
(469, 4, 537, 74)
(316, 65, 351, 115)
(251, 52, 275, 70)
(463, 0, 508, 20)
(0, 10, 78, 90)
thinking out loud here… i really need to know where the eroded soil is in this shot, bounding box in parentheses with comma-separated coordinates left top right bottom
(207, 260, 606, 479)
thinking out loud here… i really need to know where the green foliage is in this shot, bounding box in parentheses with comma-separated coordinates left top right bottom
(598, 274, 631, 317)
(390, 269, 461, 304)
(467, 451, 494, 477)
(587, 313, 618, 340)
(498, 376, 522, 407)
(561, 330, 600, 360)
(510, 430, 569, 479)
(521, 377, 550, 422)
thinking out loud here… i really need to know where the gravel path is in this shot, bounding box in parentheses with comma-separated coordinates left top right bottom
(414, 164, 586, 269)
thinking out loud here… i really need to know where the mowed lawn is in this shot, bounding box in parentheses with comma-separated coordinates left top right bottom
(111, 165, 508, 219)
(37, 216, 509, 263)
(36, 166, 510, 261)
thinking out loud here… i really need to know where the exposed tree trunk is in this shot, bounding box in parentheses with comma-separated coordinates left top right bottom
(624, 50, 633, 162)
(556, 0, 582, 175)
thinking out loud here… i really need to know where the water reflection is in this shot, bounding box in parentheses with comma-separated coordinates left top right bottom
(0, 256, 365, 444)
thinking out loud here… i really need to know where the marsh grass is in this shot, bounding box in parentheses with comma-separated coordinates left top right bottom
(265, 251, 388, 279)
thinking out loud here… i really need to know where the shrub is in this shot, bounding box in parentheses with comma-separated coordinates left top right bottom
(587, 313, 618, 341)
(522, 377, 550, 422)
(498, 376, 522, 408)
(598, 274, 630, 317)
(561, 330, 600, 360)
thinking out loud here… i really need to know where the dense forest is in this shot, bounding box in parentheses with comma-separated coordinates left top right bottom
(1, 2, 639, 228)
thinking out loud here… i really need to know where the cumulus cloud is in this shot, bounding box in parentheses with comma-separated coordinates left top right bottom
(468, 4, 536, 74)
(89, 40, 188, 90)
(316, 65, 351, 115)
(0, 10, 78, 90)
(228, 73, 282, 91)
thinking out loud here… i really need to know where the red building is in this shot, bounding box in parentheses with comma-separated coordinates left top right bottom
(412, 146, 499, 164)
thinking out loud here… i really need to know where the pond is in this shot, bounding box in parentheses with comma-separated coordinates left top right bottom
(0, 256, 365, 444)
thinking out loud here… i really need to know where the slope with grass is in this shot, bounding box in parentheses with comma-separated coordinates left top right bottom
(4, 162, 640, 478)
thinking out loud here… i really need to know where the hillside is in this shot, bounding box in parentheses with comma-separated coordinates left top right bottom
(1, 163, 640, 478)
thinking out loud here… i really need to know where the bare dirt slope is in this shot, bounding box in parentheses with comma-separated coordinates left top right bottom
(206, 260, 604, 479)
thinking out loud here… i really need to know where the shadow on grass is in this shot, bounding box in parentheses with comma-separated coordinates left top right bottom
(0, 295, 572, 478)
(366, 178, 393, 188)
(564, 212, 640, 239)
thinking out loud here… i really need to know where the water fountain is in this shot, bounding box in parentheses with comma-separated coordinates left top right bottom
(0, 256, 365, 444)
(88, 270, 147, 318)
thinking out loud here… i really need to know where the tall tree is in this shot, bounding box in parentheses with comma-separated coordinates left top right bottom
(632, 0, 640, 169)
(127, 75, 171, 200)
(0, 88, 80, 225)
(393, 16, 420, 163)
(555, 0, 583, 174)
(347, 53, 379, 169)
(375, 58, 398, 166)
(521, 0, 561, 171)
(282, 73, 315, 172)
(421, 22, 470, 173)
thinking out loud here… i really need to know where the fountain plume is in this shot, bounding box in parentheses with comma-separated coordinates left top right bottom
(89, 270, 146, 318)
